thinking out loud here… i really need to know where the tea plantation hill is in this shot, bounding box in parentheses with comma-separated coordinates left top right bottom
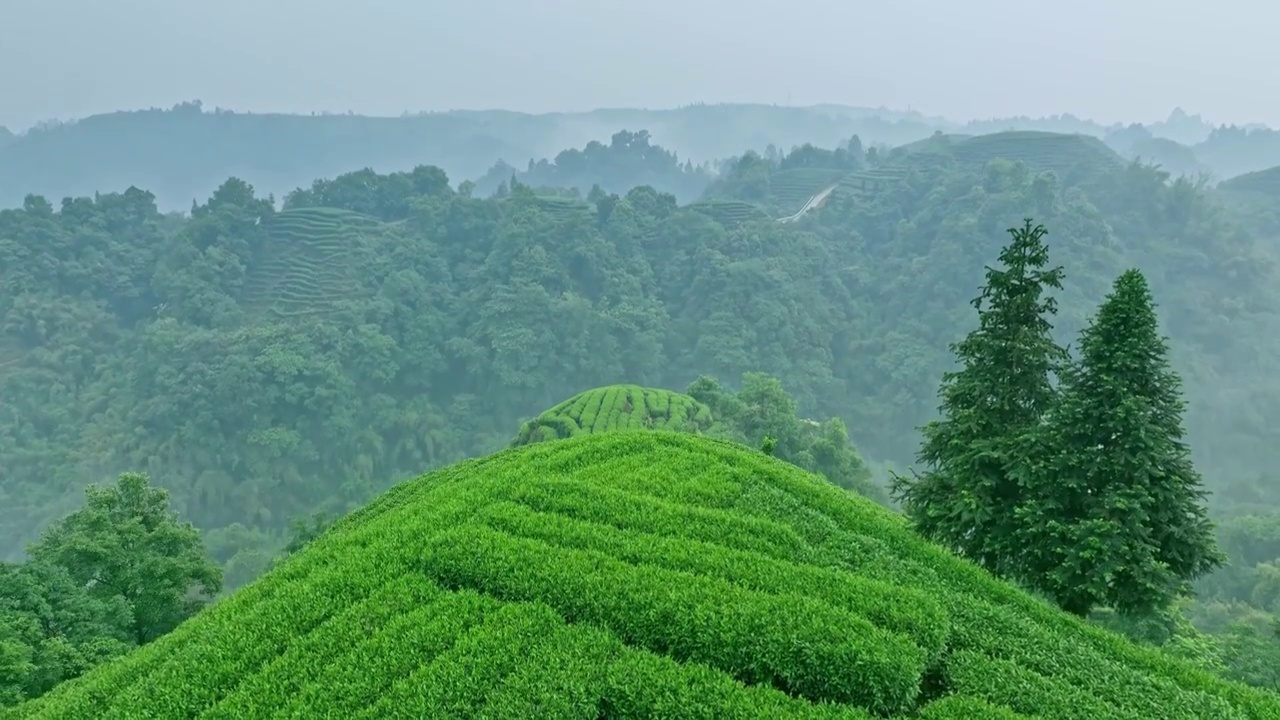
(837, 131, 1125, 197)
(9, 432, 1279, 719)
(240, 206, 385, 321)
(708, 130, 1128, 219)
(511, 385, 714, 446)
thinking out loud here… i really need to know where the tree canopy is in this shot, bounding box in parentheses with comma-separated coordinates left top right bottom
(3, 125, 1280, 702)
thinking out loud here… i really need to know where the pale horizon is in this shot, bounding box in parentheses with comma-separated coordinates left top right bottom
(2, 0, 1277, 133)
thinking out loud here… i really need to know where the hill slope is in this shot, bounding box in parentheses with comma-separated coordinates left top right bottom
(511, 385, 713, 446)
(1219, 165, 1280, 196)
(241, 206, 384, 320)
(10, 432, 1277, 719)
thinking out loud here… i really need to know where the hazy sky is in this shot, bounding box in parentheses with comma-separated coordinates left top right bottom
(2, 0, 1277, 131)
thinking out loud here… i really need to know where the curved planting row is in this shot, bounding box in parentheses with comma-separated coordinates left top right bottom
(686, 199, 770, 226)
(240, 207, 378, 320)
(949, 131, 1123, 176)
(511, 384, 713, 446)
(769, 167, 850, 213)
(11, 431, 1279, 719)
(534, 195, 595, 221)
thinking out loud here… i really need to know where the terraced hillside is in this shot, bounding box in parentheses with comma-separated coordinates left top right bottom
(512, 385, 712, 446)
(947, 130, 1123, 177)
(534, 194, 595, 220)
(769, 167, 849, 214)
(685, 198, 771, 226)
(240, 207, 382, 320)
(11, 432, 1278, 719)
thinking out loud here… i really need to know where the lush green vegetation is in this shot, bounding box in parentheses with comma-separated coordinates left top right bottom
(0, 473, 220, 704)
(893, 219, 1222, 619)
(4, 121, 1280, 707)
(512, 386, 714, 445)
(7, 431, 1277, 719)
(515, 377, 883, 500)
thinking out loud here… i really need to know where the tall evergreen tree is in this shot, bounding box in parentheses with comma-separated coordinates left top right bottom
(891, 219, 1068, 576)
(1015, 269, 1224, 616)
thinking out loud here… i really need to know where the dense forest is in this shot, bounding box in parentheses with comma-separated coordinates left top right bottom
(3, 122, 1280, 706)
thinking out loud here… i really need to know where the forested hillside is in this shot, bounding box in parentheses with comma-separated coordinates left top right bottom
(3, 102, 1277, 212)
(5, 131, 1280, 550)
(3, 128, 1280, 704)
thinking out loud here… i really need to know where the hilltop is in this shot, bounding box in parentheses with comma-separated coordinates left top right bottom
(511, 385, 714, 446)
(8, 432, 1277, 719)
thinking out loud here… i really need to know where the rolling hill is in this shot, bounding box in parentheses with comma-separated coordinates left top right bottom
(946, 131, 1124, 175)
(511, 385, 713, 446)
(887, 130, 1125, 183)
(9, 431, 1277, 719)
(1218, 166, 1280, 197)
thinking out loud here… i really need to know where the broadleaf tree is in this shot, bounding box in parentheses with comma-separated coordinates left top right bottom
(26, 472, 222, 646)
(1016, 269, 1224, 616)
(891, 219, 1069, 577)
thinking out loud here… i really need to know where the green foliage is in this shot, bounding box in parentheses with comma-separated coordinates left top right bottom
(0, 561, 132, 705)
(26, 473, 222, 646)
(10, 433, 1277, 719)
(6, 139, 1277, 569)
(515, 377, 886, 502)
(1217, 622, 1280, 691)
(240, 207, 381, 320)
(6, 133, 1280, 701)
(947, 131, 1124, 179)
(684, 198, 769, 225)
(1020, 269, 1225, 616)
(476, 129, 715, 203)
(768, 167, 849, 214)
(512, 385, 713, 445)
(892, 219, 1069, 575)
(0, 473, 219, 706)
(690, 373, 882, 500)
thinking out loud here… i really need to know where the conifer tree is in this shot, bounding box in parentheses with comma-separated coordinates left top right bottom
(891, 219, 1068, 576)
(1017, 269, 1224, 616)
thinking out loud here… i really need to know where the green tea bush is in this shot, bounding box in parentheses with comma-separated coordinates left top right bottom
(511, 384, 713, 446)
(422, 523, 927, 712)
(10, 431, 1279, 719)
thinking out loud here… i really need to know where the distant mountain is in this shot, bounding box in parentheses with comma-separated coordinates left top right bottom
(1104, 124, 1208, 177)
(0, 102, 945, 210)
(1194, 126, 1280, 181)
(0, 102, 1273, 211)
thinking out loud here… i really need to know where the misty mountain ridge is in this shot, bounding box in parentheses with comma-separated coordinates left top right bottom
(1, 101, 1278, 212)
